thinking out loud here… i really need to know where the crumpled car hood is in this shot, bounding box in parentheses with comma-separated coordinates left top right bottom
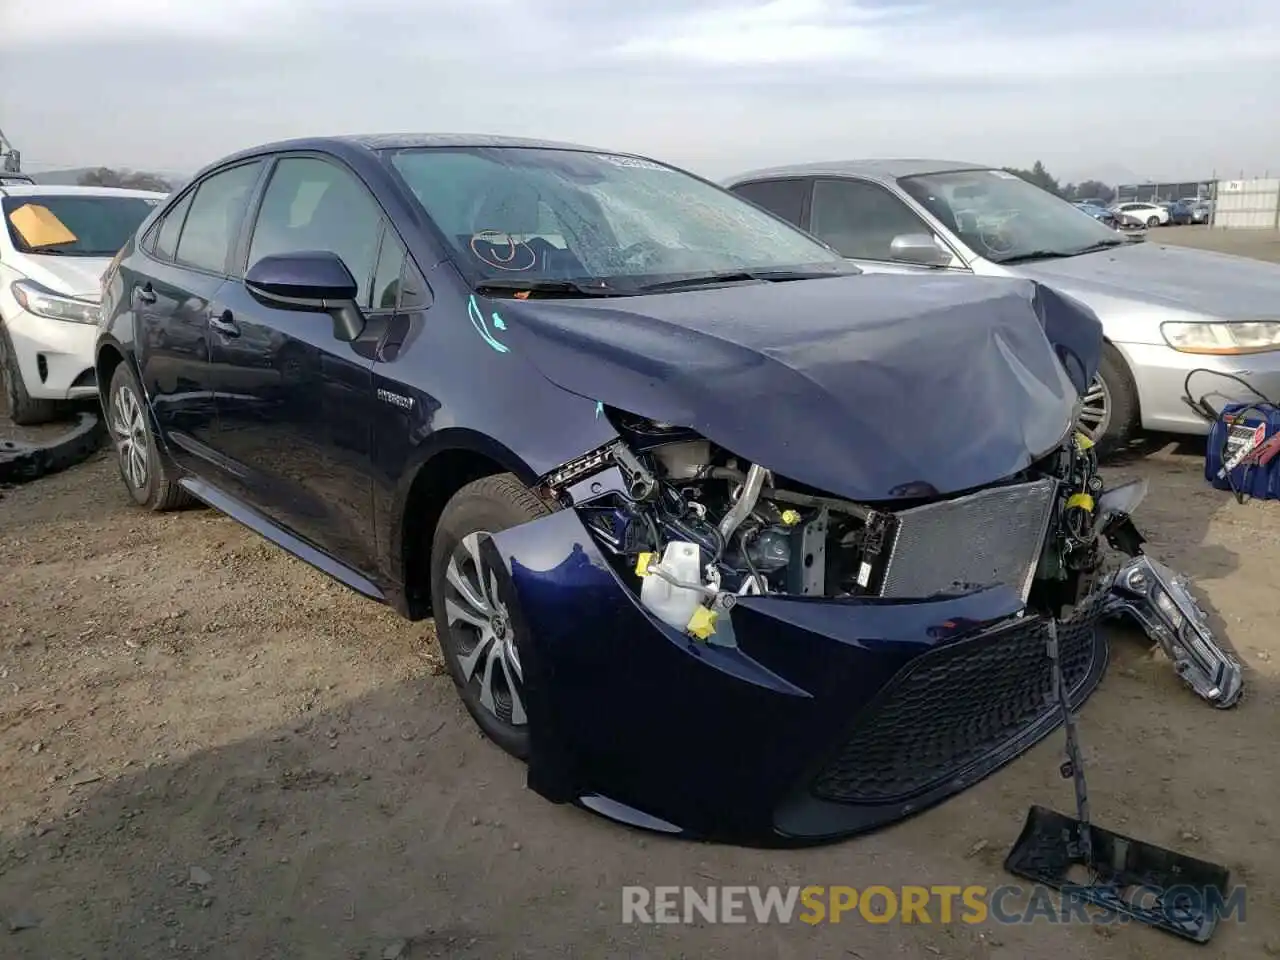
(495, 273, 1102, 502)
(1015, 240, 1280, 319)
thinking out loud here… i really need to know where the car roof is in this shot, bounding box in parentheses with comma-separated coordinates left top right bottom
(723, 158, 990, 186)
(0, 184, 168, 200)
(212, 131, 616, 168)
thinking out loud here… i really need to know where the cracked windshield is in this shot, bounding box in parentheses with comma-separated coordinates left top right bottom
(389, 146, 854, 293)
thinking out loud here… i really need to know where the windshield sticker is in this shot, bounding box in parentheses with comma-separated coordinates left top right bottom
(598, 155, 668, 172)
(7, 203, 78, 248)
(469, 230, 537, 271)
(467, 294, 510, 354)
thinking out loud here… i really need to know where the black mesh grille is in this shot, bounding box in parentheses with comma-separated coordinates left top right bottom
(810, 605, 1103, 804)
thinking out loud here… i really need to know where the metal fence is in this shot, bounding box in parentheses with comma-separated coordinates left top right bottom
(1210, 178, 1280, 229)
(1115, 180, 1214, 203)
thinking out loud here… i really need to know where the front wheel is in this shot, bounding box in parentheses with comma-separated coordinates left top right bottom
(1077, 344, 1139, 457)
(0, 324, 59, 426)
(429, 474, 552, 760)
(105, 363, 192, 511)
(1146, 215, 1161, 228)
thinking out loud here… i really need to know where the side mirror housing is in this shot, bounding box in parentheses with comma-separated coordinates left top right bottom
(889, 233, 953, 267)
(244, 251, 365, 342)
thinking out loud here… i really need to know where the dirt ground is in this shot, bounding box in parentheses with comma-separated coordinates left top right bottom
(2, 227, 1280, 960)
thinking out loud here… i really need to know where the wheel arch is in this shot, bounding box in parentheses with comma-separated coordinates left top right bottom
(391, 429, 546, 620)
(95, 337, 130, 411)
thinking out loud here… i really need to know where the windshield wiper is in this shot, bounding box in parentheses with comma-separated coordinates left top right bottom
(1065, 239, 1129, 255)
(473, 278, 621, 298)
(637, 268, 849, 293)
(995, 250, 1078, 265)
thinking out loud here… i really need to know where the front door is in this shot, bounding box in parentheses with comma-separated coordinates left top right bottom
(206, 154, 385, 576)
(808, 177, 966, 275)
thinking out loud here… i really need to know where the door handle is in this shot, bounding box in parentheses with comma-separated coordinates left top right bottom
(134, 283, 157, 305)
(209, 309, 240, 337)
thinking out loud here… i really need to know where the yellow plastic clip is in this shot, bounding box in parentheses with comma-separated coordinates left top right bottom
(1074, 431, 1095, 451)
(686, 606, 719, 640)
(780, 509, 802, 526)
(1065, 492, 1095, 512)
(635, 552, 654, 577)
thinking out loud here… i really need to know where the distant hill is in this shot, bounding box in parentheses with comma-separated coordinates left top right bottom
(31, 167, 189, 190)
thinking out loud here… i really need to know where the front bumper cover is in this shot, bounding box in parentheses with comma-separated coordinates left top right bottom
(488, 506, 1112, 847)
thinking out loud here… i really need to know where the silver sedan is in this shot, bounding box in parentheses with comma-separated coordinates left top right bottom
(723, 160, 1280, 453)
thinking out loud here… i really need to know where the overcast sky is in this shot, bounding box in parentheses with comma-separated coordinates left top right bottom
(2, 0, 1278, 184)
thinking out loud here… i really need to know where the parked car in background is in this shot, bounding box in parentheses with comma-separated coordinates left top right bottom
(724, 160, 1280, 453)
(1190, 201, 1212, 224)
(1111, 201, 1170, 228)
(1, 184, 165, 423)
(1166, 201, 1194, 225)
(1073, 201, 1119, 229)
(93, 133, 1124, 845)
(0, 173, 36, 186)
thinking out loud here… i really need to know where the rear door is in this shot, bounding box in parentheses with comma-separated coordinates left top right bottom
(205, 154, 385, 575)
(807, 177, 966, 275)
(131, 160, 265, 472)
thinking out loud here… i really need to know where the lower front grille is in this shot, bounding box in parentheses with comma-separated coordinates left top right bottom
(877, 478, 1058, 601)
(810, 601, 1103, 805)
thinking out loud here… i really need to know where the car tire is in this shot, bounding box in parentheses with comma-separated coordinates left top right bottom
(1081, 343, 1139, 457)
(0, 323, 60, 426)
(430, 473, 552, 761)
(105, 362, 192, 511)
(1146, 215, 1160, 228)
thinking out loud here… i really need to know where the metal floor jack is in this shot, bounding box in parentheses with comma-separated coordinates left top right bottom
(1004, 618, 1233, 943)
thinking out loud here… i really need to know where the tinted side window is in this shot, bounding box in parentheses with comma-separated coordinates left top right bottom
(153, 192, 193, 261)
(247, 157, 381, 305)
(370, 225, 407, 310)
(175, 162, 263, 274)
(810, 179, 930, 260)
(731, 178, 807, 227)
(398, 257, 430, 310)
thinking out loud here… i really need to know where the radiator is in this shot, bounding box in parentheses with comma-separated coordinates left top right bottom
(876, 478, 1059, 601)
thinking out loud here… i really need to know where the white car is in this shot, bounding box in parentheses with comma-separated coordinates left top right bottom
(1111, 201, 1170, 228)
(1, 184, 165, 424)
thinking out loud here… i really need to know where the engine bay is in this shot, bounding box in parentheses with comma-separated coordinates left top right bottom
(540, 409, 1121, 644)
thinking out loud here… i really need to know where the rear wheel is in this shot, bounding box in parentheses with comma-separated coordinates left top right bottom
(1078, 343, 1139, 456)
(429, 474, 551, 760)
(1146, 215, 1161, 228)
(0, 324, 59, 426)
(106, 362, 192, 511)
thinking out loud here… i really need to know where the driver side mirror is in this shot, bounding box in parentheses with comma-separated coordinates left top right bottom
(244, 251, 366, 342)
(889, 233, 954, 267)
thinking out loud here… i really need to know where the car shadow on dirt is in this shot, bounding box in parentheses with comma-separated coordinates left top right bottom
(2, 668, 1276, 960)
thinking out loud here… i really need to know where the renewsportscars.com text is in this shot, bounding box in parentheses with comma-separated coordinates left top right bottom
(621, 884, 1247, 926)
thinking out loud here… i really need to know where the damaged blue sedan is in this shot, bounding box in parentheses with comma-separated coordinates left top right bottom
(94, 134, 1236, 847)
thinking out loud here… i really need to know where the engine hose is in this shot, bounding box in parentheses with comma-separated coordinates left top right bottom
(718, 463, 767, 542)
(643, 561, 719, 599)
(705, 467, 870, 520)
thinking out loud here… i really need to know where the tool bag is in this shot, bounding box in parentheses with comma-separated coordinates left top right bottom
(1183, 369, 1280, 502)
(1204, 402, 1280, 502)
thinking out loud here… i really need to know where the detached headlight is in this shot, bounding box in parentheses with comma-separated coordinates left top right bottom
(10, 279, 100, 325)
(1160, 319, 1280, 355)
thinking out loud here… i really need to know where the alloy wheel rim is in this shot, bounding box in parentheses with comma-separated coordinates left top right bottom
(110, 384, 149, 490)
(444, 531, 526, 727)
(1077, 374, 1111, 442)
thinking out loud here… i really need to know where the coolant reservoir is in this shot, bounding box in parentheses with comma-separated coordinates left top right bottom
(640, 541, 704, 630)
